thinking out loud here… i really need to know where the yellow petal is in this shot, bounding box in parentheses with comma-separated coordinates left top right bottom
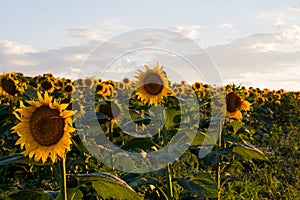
(241, 100, 251, 111)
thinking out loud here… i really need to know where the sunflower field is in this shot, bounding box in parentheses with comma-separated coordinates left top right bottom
(0, 63, 300, 199)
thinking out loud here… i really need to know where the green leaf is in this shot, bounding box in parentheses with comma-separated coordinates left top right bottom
(121, 138, 158, 151)
(233, 143, 268, 161)
(175, 172, 218, 198)
(55, 188, 83, 200)
(190, 131, 206, 146)
(231, 120, 243, 135)
(77, 172, 142, 200)
(10, 189, 50, 200)
(165, 108, 181, 129)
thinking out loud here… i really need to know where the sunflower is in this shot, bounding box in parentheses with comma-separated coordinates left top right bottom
(12, 92, 75, 163)
(38, 78, 55, 93)
(117, 82, 125, 90)
(83, 78, 95, 89)
(122, 77, 131, 89)
(192, 82, 204, 91)
(96, 82, 105, 94)
(62, 83, 75, 94)
(95, 100, 122, 124)
(61, 98, 85, 118)
(0, 72, 24, 99)
(172, 83, 186, 98)
(134, 62, 173, 105)
(55, 78, 65, 90)
(257, 96, 265, 105)
(226, 90, 251, 120)
(96, 83, 114, 97)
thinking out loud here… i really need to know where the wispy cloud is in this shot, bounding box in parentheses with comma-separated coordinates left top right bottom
(171, 25, 202, 40)
(257, 11, 293, 28)
(288, 3, 300, 11)
(224, 66, 300, 91)
(67, 28, 109, 41)
(67, 18, 127, 41)
(219, 23, 234, 29)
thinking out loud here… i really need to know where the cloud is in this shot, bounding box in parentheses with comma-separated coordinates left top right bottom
(0, 41, 95, 77)
(0, 40, 36, 55)
(219, 23, 234, 29)
(94, 19, 127, 30)
(281, 25, 300, 42)
(171, 25, 202, 40)
(1, 26, 299, 91)
(67, 28, 109, 41)
(224, 66, 300, 91)
(67, 18, 127, 41)
(288, 3, 300, 11)
(257, 11, 293, 28)
(205, 33, 300, 90)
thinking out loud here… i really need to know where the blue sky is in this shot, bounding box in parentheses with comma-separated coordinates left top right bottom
(1, 1, 300, 90)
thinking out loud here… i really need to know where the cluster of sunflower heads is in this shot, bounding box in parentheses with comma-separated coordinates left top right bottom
(9, 62, 293, 164)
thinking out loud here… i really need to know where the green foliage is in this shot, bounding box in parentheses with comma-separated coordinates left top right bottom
(0, 73, 300, 199)
(10, 189, 51, 200)
(77, 172, 142, 200)
(175, 172, 218, 198)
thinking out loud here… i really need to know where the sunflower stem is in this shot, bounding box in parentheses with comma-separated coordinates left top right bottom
(59, 156, 67, 200)
(166, 163, 173, 199)
(217, 120, 222, 200)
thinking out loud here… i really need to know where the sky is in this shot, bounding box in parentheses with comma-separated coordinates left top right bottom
(0, 1, 300, 91)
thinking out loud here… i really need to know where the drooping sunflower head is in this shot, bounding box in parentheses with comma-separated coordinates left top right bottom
(0, 72, 25, 99)
(134, 62, 173, 105)
(226, 92, 243, 113)
(0, 76, 17, 96)
(12, 92, 75, 163)
(226, 91, 251, 120)
(96, 100, 122, 124)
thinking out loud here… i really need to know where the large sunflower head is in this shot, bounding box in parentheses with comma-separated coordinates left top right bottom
(12, 92, 75, 163)
(226, 90, 251, 120)
(134, 62, 173, 105)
